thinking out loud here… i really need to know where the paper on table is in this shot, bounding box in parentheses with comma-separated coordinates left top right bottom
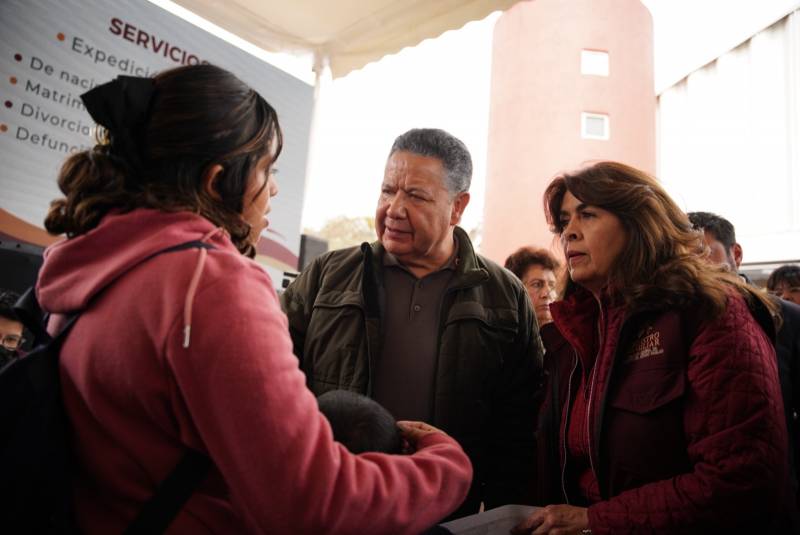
(440, 504, 541, 535)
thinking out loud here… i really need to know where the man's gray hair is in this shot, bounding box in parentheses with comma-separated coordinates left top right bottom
(389, 128, 472, 195)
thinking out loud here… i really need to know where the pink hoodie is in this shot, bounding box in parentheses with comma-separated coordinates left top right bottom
(37, 208, 472, 534)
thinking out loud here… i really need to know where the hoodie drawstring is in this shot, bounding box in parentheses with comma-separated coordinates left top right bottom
(183, 228, 225, 348)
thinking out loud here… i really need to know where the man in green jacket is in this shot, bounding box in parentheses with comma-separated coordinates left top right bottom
(281, 128, 544, 517)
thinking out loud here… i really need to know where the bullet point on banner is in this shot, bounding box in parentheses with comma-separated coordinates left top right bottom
(57, 33, 65, 41)
(14, 53, 22, 62)
(9, 77, 17, 85)
(0, 124, 7, 133)
(4, 101, 12, 109)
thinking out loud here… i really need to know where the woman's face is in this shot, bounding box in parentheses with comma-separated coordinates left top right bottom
(242, 154, 279, 246)
(770, 282, 800, 305)
(521, 264, 557, 326)
(558, 190, 627, 296)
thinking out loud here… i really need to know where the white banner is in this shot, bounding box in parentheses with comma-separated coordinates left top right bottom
(0, 0, 313, 288)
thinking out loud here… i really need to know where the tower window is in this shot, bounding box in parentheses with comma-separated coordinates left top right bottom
(581, 112, 609, 140)
(581, 50, 609, 76)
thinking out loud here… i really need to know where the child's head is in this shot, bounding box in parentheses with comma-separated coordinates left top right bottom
(317, 390, 402, 454)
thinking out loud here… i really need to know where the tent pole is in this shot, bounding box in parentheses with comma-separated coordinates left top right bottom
(299, 52, 329, 252)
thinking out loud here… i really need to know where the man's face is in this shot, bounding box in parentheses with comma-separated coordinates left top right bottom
(702, 231, 737, 271)
(376, 151, 468, 269)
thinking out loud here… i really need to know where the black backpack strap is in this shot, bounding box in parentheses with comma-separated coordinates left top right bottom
(12, 289, 79, 391)
(14, 287, 53, 345)
(144, 240, 215, 260)
(123, 449, 212, 535)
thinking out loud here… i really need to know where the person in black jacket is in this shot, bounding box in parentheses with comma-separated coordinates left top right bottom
(689, 211, 800, 512)
(282, 128, 544, 518)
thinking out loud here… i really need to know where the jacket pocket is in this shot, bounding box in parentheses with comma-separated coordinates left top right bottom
(444, 302, 519, 332)
(608, 365, 686, 414)
(305, 296, 369, 393)
(438, 304, 520, 398)
(444, 303, 519, 351)
(604, 362, 689, 487)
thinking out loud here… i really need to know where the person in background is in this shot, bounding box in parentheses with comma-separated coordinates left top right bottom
(282, 128, 543, 517)
(503, 247, 569, 474)
(504, 247, 560, 328)
(688, 211, 800, 515)
(684, 212, 743, 276)
(318, 389, 402, 454)
(0, 289, 24, 368)
(768, 265, 800, 305)
(36, 65, 472, 534)
(516, 162, 790, 534)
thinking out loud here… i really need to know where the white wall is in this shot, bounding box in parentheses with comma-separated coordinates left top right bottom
(643, 0, 800, 93)
(657, 9, 800, 264)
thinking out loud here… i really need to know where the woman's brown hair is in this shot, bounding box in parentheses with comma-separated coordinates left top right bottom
(45, 64, 282, 258)
(543, 161, 776, 318)
(504, 246, 561, 280)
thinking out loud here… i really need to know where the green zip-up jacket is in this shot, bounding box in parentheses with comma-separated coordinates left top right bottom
(281, 227, 544, 516)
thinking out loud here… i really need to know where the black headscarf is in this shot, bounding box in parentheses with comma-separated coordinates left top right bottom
(80, 75, 156, 175)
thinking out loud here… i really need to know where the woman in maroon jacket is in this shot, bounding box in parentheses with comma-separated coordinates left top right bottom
(514, 162, 792, 534)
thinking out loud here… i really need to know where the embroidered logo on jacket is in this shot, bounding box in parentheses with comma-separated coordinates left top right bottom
(625, 326, 664, 362)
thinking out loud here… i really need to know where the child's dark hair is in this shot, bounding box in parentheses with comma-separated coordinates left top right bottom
(317, 390, 402, 454)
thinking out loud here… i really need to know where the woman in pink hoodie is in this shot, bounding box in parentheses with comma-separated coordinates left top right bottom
(36, 65, 471, 534)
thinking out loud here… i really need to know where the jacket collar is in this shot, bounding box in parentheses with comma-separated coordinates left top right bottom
(550, 286, 626, 365)
(363, 226, 488, 289)
(550, 286, 600, 365)
(450, 226, 490, 288)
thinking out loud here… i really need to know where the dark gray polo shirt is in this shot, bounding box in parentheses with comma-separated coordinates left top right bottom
(372, 243, 459, 422)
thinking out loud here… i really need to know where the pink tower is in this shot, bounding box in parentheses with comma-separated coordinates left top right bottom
(482, 0, 655, 263)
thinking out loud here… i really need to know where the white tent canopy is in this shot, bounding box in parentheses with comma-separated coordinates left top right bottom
(173, 0, 520, 78)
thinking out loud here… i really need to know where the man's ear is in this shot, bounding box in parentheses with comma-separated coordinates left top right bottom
(202, 164, 225, 201)
(732, 242, 743, 269)
(450, 192, 470, 226)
